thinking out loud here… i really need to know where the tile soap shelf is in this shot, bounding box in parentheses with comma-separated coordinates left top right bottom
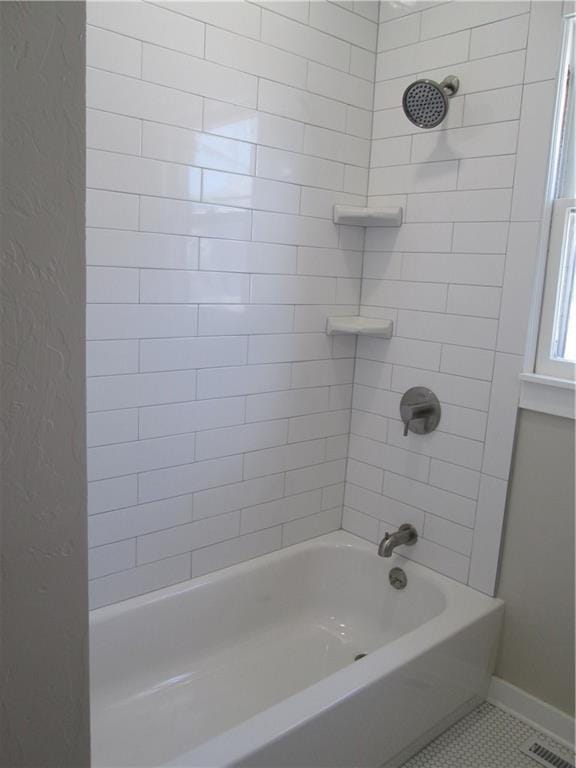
(326, 316, 393, 338)
(333, 205, 403, 227)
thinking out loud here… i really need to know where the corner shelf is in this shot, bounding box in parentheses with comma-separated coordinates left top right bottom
(333, 205, 403, 227)
(326, 317, 394, 338)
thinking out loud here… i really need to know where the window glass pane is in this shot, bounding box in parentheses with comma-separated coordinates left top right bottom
(554, 207, 576, 362)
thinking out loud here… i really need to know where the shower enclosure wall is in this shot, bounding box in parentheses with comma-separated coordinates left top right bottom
(86, 0, 560, 608)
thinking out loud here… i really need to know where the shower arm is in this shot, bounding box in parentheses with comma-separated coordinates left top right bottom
(440, 76, 460, 97)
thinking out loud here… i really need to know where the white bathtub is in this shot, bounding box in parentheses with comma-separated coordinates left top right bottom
(90, 531, 503, 768)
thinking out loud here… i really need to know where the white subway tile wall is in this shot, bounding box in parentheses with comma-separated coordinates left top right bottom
(343, 0, 561, 595)
(86, 0, 376, 608)
(87, 0, 559, 607)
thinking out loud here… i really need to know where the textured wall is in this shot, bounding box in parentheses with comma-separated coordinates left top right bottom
(342, 1, 565, 595)
(497, 410, 575, 716)
(0, 2, 90, 765)
(85, 0, 377, 608)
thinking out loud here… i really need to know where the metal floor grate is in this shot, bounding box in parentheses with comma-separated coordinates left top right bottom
(520, 737, 575, 768)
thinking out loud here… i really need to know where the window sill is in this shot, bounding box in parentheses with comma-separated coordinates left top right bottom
(519, 373, 575, 419)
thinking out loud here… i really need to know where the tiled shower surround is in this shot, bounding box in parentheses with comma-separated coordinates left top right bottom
(345, 0, 560, 595)
(86, 0, 559, 608)
(86, 0, 374, 607)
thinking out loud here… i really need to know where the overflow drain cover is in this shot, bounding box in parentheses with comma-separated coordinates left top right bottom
(389, 567, 407, 590)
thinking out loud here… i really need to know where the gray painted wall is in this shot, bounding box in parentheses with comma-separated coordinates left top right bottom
(497, 408, 575, 716)
(0, 2, 90, 765)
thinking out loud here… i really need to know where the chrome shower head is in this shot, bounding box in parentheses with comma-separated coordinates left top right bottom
(402, 75, 460, 129)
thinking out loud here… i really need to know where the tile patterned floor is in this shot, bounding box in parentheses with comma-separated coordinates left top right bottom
(402, 702, 575, 768)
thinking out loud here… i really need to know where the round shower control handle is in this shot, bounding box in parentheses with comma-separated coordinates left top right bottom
(400, 387, 441, 437)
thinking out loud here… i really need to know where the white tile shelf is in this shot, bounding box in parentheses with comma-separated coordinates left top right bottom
(332, 205, 403, 227)
(326, 316, 394, 338)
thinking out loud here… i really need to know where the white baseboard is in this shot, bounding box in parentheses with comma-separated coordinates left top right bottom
(488, 677, 575, 749)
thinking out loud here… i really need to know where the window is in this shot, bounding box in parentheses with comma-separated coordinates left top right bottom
(535, 15, 576, 381)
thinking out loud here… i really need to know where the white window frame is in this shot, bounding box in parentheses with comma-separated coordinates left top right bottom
(521, 10, 576, 419)
(536, 197, 576, 379)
